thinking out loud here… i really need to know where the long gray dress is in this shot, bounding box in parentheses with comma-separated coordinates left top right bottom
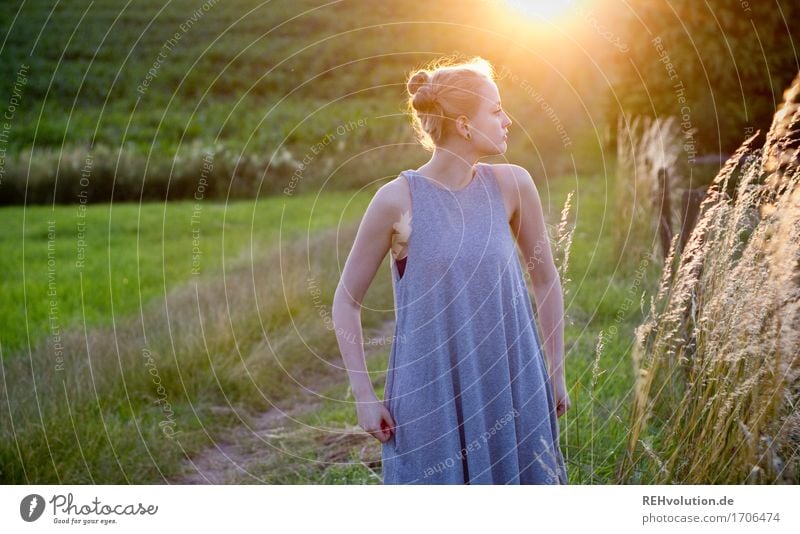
(380, 162, 568, 485)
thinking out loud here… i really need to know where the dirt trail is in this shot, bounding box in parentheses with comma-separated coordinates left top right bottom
(170, 319, 395, 484)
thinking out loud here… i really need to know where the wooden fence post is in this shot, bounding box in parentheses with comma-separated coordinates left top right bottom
(678, 187, 707, 254)
(657, 168, 673, 260)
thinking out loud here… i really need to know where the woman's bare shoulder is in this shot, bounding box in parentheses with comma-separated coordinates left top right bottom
(483, 163, 535, 223)
(375, 173, 412, 213)
(484, 163, 532, 184)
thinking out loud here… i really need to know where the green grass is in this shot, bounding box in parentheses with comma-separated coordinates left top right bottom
(0, 185, 395, 483)
(541, 174, 661, 483)
(0, 190, 373, 355)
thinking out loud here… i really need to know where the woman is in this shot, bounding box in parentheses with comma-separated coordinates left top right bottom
(332, 56, 570, 484)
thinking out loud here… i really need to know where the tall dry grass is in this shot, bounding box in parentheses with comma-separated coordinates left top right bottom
(618, 72, 800, 484)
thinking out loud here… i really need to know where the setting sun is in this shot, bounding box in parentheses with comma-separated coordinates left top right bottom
(504, 0, 576, 23)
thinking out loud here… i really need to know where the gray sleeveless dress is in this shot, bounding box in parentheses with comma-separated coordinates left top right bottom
(380, 162, 568, 485)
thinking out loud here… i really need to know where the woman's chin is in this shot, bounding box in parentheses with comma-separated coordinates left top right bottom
(493, 141, 508, 155)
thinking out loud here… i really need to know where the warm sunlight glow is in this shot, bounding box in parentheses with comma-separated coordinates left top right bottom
(505, 0, 576, 24)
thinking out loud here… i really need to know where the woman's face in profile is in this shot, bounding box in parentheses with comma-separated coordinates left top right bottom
(468, 80, 512, 155)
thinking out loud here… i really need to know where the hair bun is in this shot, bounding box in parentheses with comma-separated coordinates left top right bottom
(408, 71, 439, 113)
(407, 70, 431, 96)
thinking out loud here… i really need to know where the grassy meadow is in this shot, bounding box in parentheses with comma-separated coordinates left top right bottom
(0, 188, 383, 483)
(0, 191, 372, 355)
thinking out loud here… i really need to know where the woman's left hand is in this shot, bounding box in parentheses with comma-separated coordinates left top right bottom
(551, 375, 571, 418)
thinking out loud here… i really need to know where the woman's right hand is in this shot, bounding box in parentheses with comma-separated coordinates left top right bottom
(356, 395, 396, 443)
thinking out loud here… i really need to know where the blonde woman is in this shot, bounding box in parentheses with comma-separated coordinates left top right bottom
(332, 56, 570, 484)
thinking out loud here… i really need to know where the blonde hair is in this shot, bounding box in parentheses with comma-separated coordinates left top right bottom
(406, 55, 496, 151)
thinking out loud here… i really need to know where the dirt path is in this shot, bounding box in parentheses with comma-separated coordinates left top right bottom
(170, 319, 395, 484)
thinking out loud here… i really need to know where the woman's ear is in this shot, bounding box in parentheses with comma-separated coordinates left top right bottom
(455, 115, 470, 139)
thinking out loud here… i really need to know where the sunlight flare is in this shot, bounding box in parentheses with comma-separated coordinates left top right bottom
(505, 0, 576, 23)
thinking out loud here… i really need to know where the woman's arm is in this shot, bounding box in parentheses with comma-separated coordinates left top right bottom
(332, 185, 397, 403)
(505, 165, 566, 383)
